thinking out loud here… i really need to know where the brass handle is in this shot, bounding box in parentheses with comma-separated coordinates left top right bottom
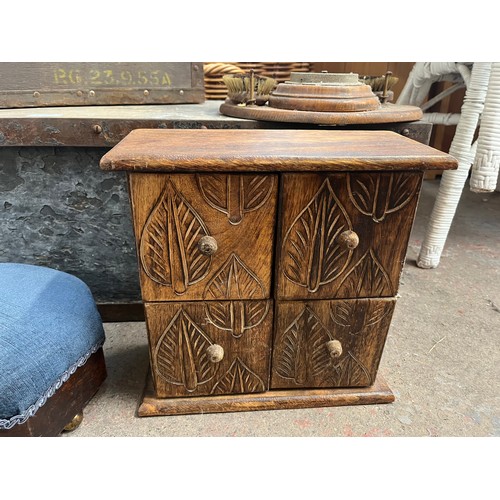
(206, 344, 224, 363)
(337, 230, 359, 250)
(325, 340, 343, 359)
(198, 236, 218, 256)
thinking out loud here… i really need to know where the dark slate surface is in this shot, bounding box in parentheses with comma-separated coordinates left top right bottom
(0, 147, 141, 302)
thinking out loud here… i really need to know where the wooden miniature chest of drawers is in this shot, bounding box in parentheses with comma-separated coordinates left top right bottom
(100, 129, 456, 416)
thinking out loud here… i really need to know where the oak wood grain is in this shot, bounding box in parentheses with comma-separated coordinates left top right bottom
(128, 172, 277, 302)
(137, 370, 394, 416)
(271, 299, 395, 390)
(145, 301, 273, 398)
(100, 129, 457, 172)
(276, 172, 422, 300)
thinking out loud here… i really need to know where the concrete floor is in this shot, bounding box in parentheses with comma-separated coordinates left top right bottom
(65, 178, 500, 437)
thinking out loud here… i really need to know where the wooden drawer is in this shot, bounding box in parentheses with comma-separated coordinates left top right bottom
(145, 301, 273, 398)
(276, 172, 422, 300)
(271, 298, 395, 389)
(129, 172, 278, 302)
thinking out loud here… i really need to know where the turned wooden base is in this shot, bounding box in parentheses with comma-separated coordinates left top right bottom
(137, 369, 394, 417)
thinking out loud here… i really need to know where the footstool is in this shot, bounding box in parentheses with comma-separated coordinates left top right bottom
(0, 263, 107, 437)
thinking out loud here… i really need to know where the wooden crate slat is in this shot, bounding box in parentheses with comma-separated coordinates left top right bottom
(0, 62, 205, 108)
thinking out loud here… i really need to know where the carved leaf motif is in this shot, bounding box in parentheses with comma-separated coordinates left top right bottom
(282, 178, 352, 293)
(140, 180, 211, 295)
(197, 174, 274, 225)
(330, 300, 356, 328)
(365, 301, 392, 328)
(154, 308, 218, 392)
(330, 300, 392, 335)
(387, 173, 419, 214)
(203, 254, 268, 337)
(338, 249, 394, 298)
(331, 352, 372, 386)
(211, 358, 266, 394)
(348, 173, 418, 223)
(205, 301, 269, 338)
(348, 175, 377, 216)
(242, 175, 275, 212)
(275, 306, 332, 385)
(196, 174, 228, 213)
(203, 253, 265, 300)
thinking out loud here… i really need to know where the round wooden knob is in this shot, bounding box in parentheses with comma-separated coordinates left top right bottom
(198, 236, 218, 256)
(206, 344, 224, 363)
(325, 340, 343, 359)
(337, 230, 359, 250)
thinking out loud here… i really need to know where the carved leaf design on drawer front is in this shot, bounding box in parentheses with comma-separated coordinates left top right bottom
(330, 300, 392, 336)
(154, 308, 219, 392)
(211, 358, 266, 394)
(282, 178, 353, 293)
(338, 249, 394, 297)
(274, 303, 375, 388)
(197, 174, 275, 225)
(203, 253, 269, 337)
(204, 301, 269, 339)
(140, 180, 211, 295)
(331, 352, 372, 386)
(204, 253, 265, 299)
(347, 173, 419, 223)
(275, 306, 333, 385)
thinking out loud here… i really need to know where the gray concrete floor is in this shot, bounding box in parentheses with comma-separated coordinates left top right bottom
(65, 178, 500, 437)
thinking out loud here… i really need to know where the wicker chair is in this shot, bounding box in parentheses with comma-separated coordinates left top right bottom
(397, 62, 500, 268)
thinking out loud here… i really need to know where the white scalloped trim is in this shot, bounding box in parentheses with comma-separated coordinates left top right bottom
(0, 340, 104, 430)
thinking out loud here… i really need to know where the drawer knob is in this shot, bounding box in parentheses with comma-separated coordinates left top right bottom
(337, 230, 359, 250)
(325, 339, 343, 359)
(198, 236, 218, 256)
(207, 344, 224, 363)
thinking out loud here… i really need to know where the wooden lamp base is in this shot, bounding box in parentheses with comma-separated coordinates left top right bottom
(137, 369, 394, 417)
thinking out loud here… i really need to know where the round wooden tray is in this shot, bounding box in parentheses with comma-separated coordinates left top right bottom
(219, 101, 423, 125)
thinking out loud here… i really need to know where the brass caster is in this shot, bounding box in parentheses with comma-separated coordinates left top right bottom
(63, 412, 83, 432)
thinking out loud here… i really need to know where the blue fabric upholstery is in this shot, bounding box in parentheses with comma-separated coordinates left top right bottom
(0, 263, 105, 428)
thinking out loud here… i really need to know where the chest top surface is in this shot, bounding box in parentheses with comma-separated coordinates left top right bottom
(99, 129, 457, 173)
